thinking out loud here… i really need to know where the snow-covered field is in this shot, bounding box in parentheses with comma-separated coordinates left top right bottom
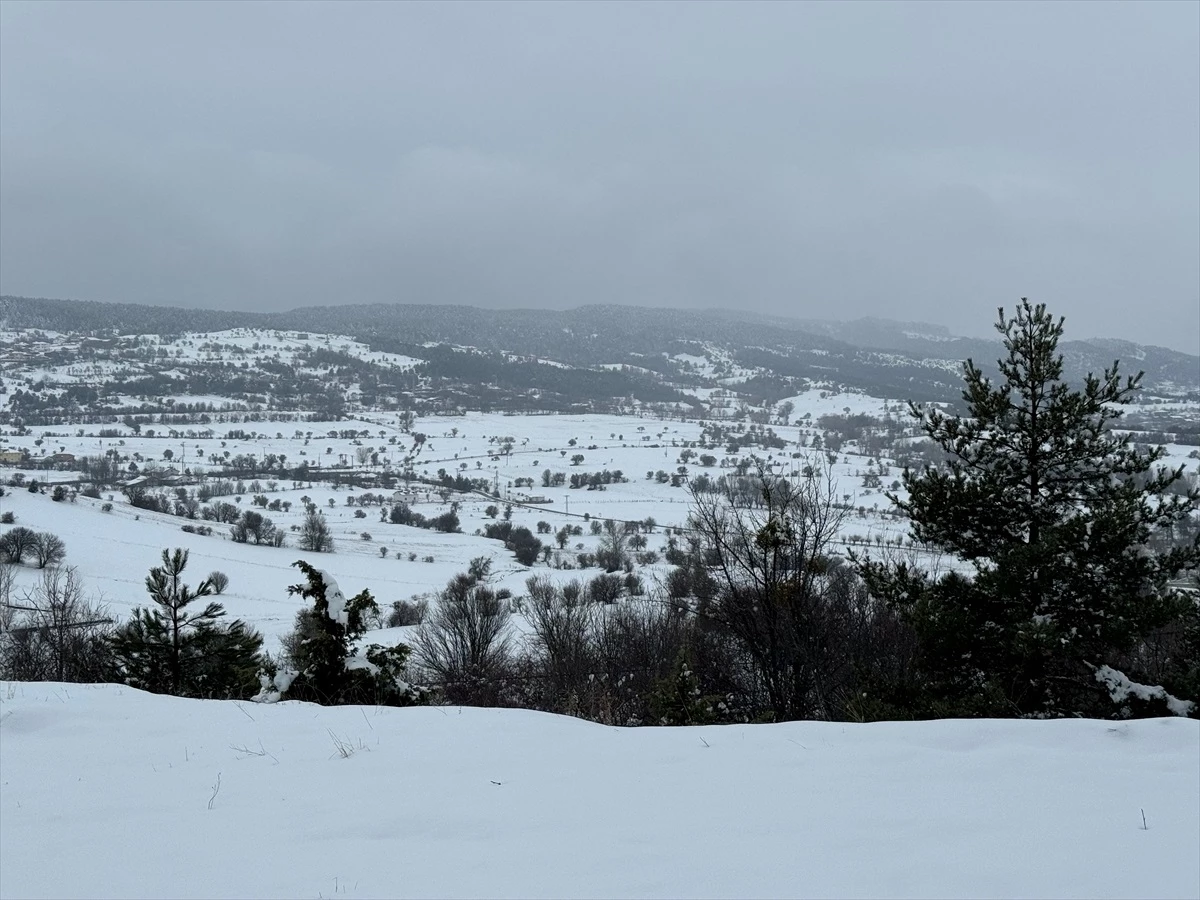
(2, 398, 1196, 651)
(1, 682, 1196, 899)
(0, 403, 934, 651)
(0, 483, 497, 647)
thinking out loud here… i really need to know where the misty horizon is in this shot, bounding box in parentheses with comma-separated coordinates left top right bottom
(2, 1, 1197, 354)
(7, 293, 1200, 365)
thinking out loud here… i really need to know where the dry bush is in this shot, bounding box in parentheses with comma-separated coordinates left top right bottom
(685, 460, 920, 722)
(522, 576, 698, 725)
(1, 566, 114, 683)
(413, 573, 515, 706)
(523, 575, 596, 711)
(386, 597, 429, 627)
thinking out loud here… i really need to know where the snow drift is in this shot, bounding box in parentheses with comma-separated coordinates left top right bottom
(1, 682, 1197, 899)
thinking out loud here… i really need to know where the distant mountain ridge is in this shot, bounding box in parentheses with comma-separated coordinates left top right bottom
(2, 295, 1196, 402)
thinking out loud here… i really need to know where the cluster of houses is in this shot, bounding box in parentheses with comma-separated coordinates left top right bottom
(0, 449, 76, 467)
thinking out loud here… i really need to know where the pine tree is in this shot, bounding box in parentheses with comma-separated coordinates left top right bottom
(275, 560, 422, 706)
(859, 300, 1199, 717)
(648, 648, 724, 726)
(109, 548, 264, 698)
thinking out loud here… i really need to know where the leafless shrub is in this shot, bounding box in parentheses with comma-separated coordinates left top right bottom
(523, 575, 596, 709)
(587, 573, 624, 604)
(386, 597, 429, 627)
(591, 597, 692, 718)
(521, 573, 697, 725)
(688, 459, 885, 721)
(560, 579, 583, 605)
(1, 566, 114, 683)
(413, 573, 515, 706)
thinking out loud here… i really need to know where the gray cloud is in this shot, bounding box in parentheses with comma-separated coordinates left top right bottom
(2, 0, 1197, 351)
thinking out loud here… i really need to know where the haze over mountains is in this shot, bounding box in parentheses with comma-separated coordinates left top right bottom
(3, 296, 1197, 408)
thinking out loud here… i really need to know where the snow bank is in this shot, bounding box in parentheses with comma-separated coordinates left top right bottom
(1, 683, 1197, 899)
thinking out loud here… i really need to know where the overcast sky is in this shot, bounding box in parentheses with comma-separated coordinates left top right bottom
(1, 1, 1197, 352)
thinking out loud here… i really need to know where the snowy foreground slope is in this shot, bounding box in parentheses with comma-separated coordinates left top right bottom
(1, 684, 1197, 900)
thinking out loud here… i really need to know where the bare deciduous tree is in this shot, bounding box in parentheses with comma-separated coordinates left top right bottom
(595, 519, 629, 572)
(31, 532, 67, 569)
(686, 459, 854, 721)
(299, 509, 334, 552)
(0, 527, 38, 565)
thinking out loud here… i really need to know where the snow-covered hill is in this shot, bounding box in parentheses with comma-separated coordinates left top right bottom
(1, 682, 1196, 899)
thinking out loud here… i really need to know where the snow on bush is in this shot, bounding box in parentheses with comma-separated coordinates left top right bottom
(1094, 664, 1195, 717)
(318, 568, 349, 626)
